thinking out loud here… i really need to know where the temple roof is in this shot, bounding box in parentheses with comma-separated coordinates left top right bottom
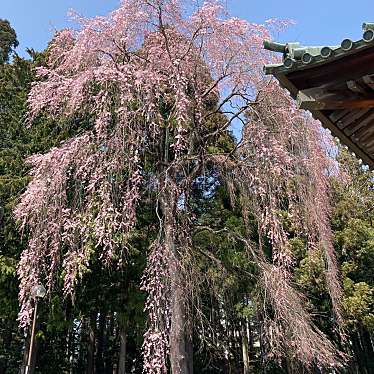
(264, 22, 374, 168)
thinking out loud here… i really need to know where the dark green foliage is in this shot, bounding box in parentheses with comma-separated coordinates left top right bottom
(0, 27, 74, 372)
(0, 51, 51, 373)
(330, 150, 374, 373)
(0, 19, 18, 64)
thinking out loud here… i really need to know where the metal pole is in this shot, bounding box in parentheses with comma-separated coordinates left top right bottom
(25, 299, 38, 374)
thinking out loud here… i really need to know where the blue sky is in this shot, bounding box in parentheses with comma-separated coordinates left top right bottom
(1, 0, 374, 58)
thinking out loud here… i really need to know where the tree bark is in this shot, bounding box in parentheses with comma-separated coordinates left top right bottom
(351, 331, 364, 374)
(78, 319, 87, 373)
(105, 314, 114, 374)
(169, 256, 189, 374)
(161, 191, 191, 374)
(356, 325, 374, 374)
(242, 321, 251, 374)
(118, 324, 127, 374)
(0, 322, 12, 374)
(20, 333, 31, 374)
(29, 339, 38, 374)
(96, 311, 107, 374)
(87, 311, 97, 374)
(67, 324, 74, 374)
(186, 334, 194, 374)
(360, 325, 374, 371)
(20, 322, 39, 374)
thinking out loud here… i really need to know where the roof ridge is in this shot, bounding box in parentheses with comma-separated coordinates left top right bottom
(264, 22, 374, 74)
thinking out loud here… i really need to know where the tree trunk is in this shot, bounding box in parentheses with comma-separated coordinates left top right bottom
(20, 322, 39, 374)
(360, 325, 374, 373)
(169, 258, 189, 374)
(78, 319, 87, 373)
(67, 322, 76, 373)
(118, 325, 127, 374)
(29, 339, 38, 374)
(96, 311, 107, 374)
(161, 191, 190, 374)
(186, 334, 193, 374)
(242, 321, 251, 374)
(0, 322, 12, 374)
(105, 314, 114, 374)
(87, 311, 97, 374)
(20, 333, 30, 374)
(351, 331, 364, 374)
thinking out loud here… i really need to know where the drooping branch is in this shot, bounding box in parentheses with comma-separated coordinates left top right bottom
(233, 81, 346, 369)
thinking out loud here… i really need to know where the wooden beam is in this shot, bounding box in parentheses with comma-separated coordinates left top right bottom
(298, 94, 374, 110)
(329, 109, 351, 122)
(296, 85, 374, 110)
(275, 74, 374, 167)
(362, 136, 374, 150)
(352, 121, 374, 142)
(345, 111, 374, 136)
(337, 109, 370, 130)
(357, 127, 374, 154)
(315, 110, 374, 166)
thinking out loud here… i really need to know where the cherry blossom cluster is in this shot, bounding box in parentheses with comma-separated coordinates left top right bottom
(236, 81, 345, 368)
(141, 242, 171, 374)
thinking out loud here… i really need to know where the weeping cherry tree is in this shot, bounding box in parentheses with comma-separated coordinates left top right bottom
(15, 0, 346, 372)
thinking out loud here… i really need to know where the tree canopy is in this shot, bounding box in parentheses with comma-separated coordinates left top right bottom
(0, 19, 18, 64)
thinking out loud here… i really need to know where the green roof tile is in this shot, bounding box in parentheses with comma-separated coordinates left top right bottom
(263, 22, 374, 75)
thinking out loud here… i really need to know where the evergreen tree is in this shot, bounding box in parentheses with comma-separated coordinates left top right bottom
(331, 150, 374, 373)
(0, 20, 18, 64)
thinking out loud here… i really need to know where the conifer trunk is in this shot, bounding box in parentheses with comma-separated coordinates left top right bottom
(87, 311, 97, 374)
(29, 340, 38, 374)
(105, 314, 114, 373)
(20, 334, 31, 374)
(78, 319, 87, 372)
(356, 325, 373, 374)
(20, 324, 39, 374)
(96, 311, 107, 374)
(186, 334, 194, 374)
(118, 325, 127, 374)
(242, 321, 251, 374)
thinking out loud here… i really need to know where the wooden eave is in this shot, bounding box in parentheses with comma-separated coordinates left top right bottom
(264, 28, 374, 168)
